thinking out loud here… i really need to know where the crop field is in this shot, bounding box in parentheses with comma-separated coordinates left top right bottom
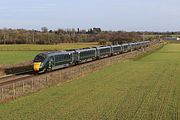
(0, 44, 179, 120)
(0, 42, 98, 64)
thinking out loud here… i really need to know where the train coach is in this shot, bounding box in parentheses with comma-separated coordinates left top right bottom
(33, 51, 75, 73)
(111, 45, 122, 55)
(122, 43, 131, 52)
(33, 41, 150, 73)
(96, 46, 112, 58)
(75, 48, 97, 63)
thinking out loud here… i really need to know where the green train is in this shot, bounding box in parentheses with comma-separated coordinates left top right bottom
(33, 41, 150, 73)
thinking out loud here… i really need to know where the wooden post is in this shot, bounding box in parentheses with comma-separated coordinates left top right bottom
(23, 81, 25, 93)
(59, 71, 61, 81)
(1, 87, 3, 100)
(31, 79, 34, 91)
(80, 66, 82, 77)
(39, 77, 41, 88)
(13, 83, 16, 99)
(46, 75, 48, 86)
(142, 47, 145, 52)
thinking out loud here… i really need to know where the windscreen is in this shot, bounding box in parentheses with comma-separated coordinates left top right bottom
(34, 54, 46, 62)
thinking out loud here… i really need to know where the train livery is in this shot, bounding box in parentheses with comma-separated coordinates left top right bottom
(33, 41, 150, 73)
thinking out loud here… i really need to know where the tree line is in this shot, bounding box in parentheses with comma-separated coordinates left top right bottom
(0, 27, 162, 44)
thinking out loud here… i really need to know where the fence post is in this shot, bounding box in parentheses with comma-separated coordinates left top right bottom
(13, 83, 16, 99)
(80, 66, 82, 77)
(23, 81, 25, 93)
(31, 78, 34, 91)
(39, 77, 41, 88)
(46, 75, 48, 86)
(1, 87, 3, 100)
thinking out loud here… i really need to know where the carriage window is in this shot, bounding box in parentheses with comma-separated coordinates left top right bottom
(34, 54, 46, 62)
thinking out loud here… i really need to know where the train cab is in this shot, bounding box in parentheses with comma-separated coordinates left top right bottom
(33, 53, 48, 73)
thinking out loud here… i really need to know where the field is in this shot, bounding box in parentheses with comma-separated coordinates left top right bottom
(0, 44, 179, 120)
(0, 51, 40, 64)
(0, 42, 98, 64)
(0, 42, 98, 51)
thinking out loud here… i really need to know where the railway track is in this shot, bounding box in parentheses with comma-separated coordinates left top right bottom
(0, 52, 119, 85)
(0, 54, 120, 86)
(0, 49, 145, 86)
(0, 42, 159, 86)
(0, 70, 34, 86)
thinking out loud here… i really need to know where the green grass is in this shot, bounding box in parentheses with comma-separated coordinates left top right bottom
(0, 44, 179, 120)
(0, 43, 98, 64)
(0, 51, 40, 64)
(0, 42, 98, 51)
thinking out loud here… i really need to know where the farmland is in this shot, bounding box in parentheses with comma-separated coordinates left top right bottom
(0, 42, 98, 51)
(0, 44, 179, 120)
(0, 42, 98, 64)
(0, 51, 39, 64)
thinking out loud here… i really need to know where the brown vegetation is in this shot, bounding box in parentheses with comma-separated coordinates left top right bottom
(0, 28, 159, 44)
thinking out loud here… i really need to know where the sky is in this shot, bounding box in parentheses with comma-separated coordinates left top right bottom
(0, 0, 180, 31)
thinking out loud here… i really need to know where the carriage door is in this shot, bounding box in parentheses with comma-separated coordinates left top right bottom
(49, 56, 55, 69)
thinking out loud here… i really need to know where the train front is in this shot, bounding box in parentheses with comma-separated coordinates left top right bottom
(33, 53, 47, 73)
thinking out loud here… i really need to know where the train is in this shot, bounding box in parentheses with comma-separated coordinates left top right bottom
(33, 41, 150, 73)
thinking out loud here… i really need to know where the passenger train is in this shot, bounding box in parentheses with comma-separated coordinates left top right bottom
(33, 41, 150, 73)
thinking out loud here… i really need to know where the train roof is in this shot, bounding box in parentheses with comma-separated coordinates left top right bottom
(122, 43, 129, 46)
(112, 44, 122, 46)
(111, 44, 122, 47)
(96, 46, 111, 49)
(129, 43, 136, 45)
(35, 41, 151, 58)
(75, 47, 96, 52)
(38, 50, 75, 57)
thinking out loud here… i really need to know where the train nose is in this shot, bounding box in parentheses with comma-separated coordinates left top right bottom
(33, 62, 41, 71)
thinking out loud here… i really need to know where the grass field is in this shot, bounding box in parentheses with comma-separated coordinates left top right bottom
(0, 44, 179, 120)
(0, 42, 98, 51)
(0, 43, 98, 64)
(0, 51, 40, 64)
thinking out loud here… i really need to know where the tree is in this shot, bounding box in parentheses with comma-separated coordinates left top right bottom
(41, 27, 48, 33)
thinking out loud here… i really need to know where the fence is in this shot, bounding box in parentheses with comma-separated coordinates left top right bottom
(0, 42, 163, 103)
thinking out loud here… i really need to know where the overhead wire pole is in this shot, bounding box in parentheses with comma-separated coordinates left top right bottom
(142, 33, 145, 51)
(32, 30, 35, 43)
(177, 31, 179, 39)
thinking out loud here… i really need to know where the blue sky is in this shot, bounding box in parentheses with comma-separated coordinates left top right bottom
(0, 0, 180, 31)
